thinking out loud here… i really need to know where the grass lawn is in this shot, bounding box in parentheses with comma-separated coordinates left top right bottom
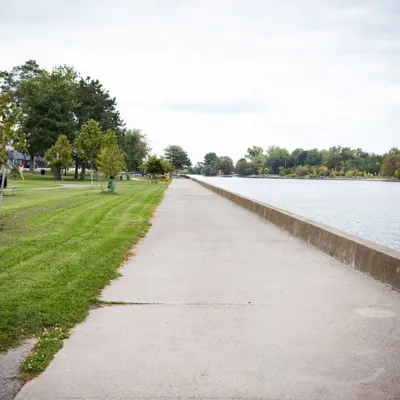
(0, 178, 168, 375)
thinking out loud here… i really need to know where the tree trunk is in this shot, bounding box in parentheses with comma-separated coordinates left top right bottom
(0, 168, 6, 214)
(74, 162, 79, 180)
(29, 149, 35, 172)
(54, 168, 62, 180)
(80, 165, 86, 180)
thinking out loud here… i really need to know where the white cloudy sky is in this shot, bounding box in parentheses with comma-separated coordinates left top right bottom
(1, 0, 399, 162)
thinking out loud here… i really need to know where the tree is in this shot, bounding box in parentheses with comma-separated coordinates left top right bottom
(75, 76, 124, 133)
(388, 147, 400, 156)
(251, 154, 267, 175)
(121, 129, 150, 172)
(380, 155, 400, 177)
(164, 145, 191, 170)
(245, 146, 264, 160)
(0, 93, 24, 212)
(45, 135, 73, 181)
(266, 146, 290, 174)
(96, 131, 125, 189)
(201, 165, 219, 176)
(303, 149, 322, 166)
(218, 156, 234, 175)
(291, 148, 308, 166)
(19, 66, 78, 171)
(0, 60, 42, 102)
(235, 158, 253, 175)
(188, 162, 203, 174)
(144, 155, 172, 176)
(203, 152, 219, 167)
(74, 119, 103, 183)
(326, 146, 343, 171)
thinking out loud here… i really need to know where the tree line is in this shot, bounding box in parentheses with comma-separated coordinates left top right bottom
(189, 146, 400, 179)
(0, 60, 149, 181)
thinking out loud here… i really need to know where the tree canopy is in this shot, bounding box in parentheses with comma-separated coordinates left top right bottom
(18, 66, 78, 169)
(218, 156, 234, 175)
(121, 129, 150, 172)
(45, 135, 73, 180)
(96, 131, 125, 180)
(164, 145, 191, 170)
(144, 155, 172, 176)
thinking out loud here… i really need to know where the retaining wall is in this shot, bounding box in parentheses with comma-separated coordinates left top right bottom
(191, 177, 400, 292)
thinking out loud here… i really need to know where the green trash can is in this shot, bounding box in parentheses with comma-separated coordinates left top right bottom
(107, 181, 115, 193)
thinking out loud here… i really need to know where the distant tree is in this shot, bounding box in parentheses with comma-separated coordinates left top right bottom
(164, 145, 191, 170)
(201, 165, 219, 176)
(18, 66, 78, 171)
(235, 158, 253, 175)
(218, 156, 234, 175)
(251, 154, 267, 175)
(96, 131, 125, 189)
(45, 135, 73, 181)
(291, 148, 308, 166)
(266, 146, 290, 174)
(121, 129, 150, 173)
(74, 119, 103, 183)
(144, 155, 172, 176)
(188, 162, 203, 174)
(304, 149, 322, 166)
(380, 155, 400, 178)
(245, 146, 264, 160)
(388, 147, 400, 155)
(203, 152, 219, 168)
(326, 146, 343, 171)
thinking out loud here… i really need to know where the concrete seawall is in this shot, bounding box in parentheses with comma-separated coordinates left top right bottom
(191, 177, 400, 292)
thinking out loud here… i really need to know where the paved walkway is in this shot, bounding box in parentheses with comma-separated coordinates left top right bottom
(16, 180, 400, 399)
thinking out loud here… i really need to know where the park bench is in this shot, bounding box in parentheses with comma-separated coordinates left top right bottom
(1, 187, 17, 195)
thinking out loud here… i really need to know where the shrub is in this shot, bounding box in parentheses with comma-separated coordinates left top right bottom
(317, 165, 329, 176)
(295, 165, 309, 177)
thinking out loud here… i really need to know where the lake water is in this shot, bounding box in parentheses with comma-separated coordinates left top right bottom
(193, 176, 400, 251)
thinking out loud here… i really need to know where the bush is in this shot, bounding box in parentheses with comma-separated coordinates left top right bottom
(380, 155, 400, 177)
(279, 167, 293, 176)
(264, 167, 270, 175)
(295, 165, 309, 177)
(317, 166, 329, 176)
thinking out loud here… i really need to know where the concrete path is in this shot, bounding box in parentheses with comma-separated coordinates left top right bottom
(16, 180, 400, 399)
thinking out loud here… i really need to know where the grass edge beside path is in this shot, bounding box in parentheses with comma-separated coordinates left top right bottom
(0, 180, 169, 379)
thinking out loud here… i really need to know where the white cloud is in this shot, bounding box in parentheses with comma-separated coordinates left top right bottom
(1, 0, 399, 162)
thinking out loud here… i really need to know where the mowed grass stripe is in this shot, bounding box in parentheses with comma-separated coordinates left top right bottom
(0, 180, 168, 363)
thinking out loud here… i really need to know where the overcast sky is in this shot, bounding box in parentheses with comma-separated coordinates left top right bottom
(1, 0, 399, 162)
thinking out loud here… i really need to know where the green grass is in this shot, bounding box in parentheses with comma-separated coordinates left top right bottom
(0, 178, 168, 375)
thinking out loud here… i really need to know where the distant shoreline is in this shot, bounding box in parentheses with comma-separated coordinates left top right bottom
(200, 175, 400, 183)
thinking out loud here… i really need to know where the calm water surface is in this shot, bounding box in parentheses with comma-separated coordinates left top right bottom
(194, 177, 400, 251)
